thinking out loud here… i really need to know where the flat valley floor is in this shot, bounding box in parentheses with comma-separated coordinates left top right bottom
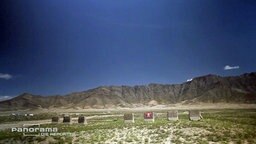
(0, 107, 256, 144)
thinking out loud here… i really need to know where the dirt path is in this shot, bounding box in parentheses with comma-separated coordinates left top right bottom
(0, 114, 121, 131)
(0, 119, 51, 131)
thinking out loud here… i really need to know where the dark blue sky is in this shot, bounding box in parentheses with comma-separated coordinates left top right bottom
(0, 0, 256, 97)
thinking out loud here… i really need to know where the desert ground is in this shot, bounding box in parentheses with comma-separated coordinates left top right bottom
(0, 104, 256, 144)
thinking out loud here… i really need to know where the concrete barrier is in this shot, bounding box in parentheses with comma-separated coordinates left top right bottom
(124, 113, 135, 123)
(167, 110, 178, 121)
(63, 116, 72, 124)
(52, 117, 59, 124)
(189, 110, 202, 121)
(78, 116, 87, 124)
(144, 112, 154, 122)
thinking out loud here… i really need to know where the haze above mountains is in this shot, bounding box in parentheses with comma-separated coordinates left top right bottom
(0, 72, 255, 110)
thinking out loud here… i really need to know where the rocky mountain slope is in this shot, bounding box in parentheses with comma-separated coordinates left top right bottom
(0, 72, 256, 110)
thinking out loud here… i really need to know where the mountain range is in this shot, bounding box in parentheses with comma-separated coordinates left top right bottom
(0, 72, 256, 110)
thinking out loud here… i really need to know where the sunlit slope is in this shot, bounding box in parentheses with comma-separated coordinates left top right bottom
(0, 72, 255, 110)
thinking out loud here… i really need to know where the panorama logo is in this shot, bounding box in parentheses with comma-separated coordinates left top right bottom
(11, 124, 58, 136)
